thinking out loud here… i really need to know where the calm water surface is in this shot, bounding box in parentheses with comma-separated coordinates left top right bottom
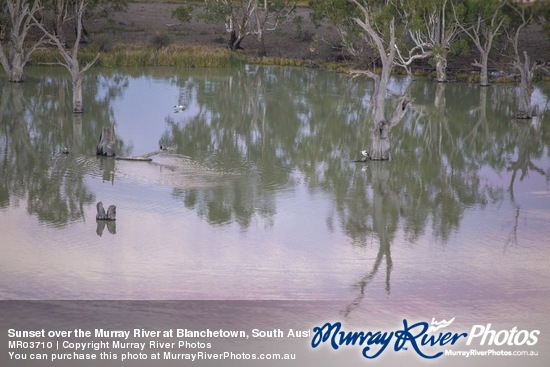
(1, 66, 549, 327)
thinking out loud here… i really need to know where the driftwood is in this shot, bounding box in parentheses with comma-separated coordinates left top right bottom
(96, 201, 116, 220)
(115, 156, 153, 162)
(97, 125, 116, 156)
(116, 147, 172, 162)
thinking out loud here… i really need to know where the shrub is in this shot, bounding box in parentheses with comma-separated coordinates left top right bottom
(172, 5, 194, 24)
(150, 31, 172, 49)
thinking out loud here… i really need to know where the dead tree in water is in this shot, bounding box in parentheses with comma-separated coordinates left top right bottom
(452, 0, 506, 87)
(507, 4, 546, 119)
(31, 0, 100, 113)
(349, 0, 416, 160)
(0, 0, 44, 82)
(96, 125, 116, 156)
(96, 201, 116, 220)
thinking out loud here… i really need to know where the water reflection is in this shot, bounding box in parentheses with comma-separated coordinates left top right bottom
(0, 67, 549, 313)
(0, 68, 133, 227)
(96, 219, 116, 237)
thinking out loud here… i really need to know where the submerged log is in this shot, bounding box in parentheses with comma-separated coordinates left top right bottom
(515, 111, 531, 119)
(115, 156, 153, 162)
(96, 201, 116, 220)
(97, 125, 116, 156)
(116, 147, 171, 162)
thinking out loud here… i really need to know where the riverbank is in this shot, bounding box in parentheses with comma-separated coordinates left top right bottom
(30, 2, 550, 81)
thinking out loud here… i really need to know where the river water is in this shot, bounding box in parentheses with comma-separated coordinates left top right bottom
(1, 66, 549, 332)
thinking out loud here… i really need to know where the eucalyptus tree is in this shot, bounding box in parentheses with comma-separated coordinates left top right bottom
(0, 0, 44, 82)
(312, 0, 432, 160)
(506, 2, 548, 119)
(32, 0, 100, 113)
(42, 0, 128, 46)
(249, 0, 296, 56)
(198, 0, 295, 53)
(452, 0, 508, 86)
(400, 0, 462, 82)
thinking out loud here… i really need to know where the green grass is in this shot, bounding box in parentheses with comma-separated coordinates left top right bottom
(30, 43, 550, 82)
(31, 44, 245, 68)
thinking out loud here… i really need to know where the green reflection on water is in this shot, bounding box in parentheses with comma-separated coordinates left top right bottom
(1, 66, 549, 305)
(1, 66, 549, 235)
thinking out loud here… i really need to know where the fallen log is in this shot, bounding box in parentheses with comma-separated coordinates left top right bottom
(115, 148, 169, 162)
(115, 156, 153, 162)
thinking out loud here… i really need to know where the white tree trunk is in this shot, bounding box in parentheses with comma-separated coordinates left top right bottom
(5, 52, 25, 82)
(435, 49, 448, 82)
(479, 53, 489, 87)
(350, 1, 412, 161)
(72, 72, 84, 113)
(452, 2, 505, 87)
(516, 52, 534, 119)
(508, 5, 537, 120)
(0, 0, 43, 83)
(31, 0, 99, 113)
(0, 47, 25, 82)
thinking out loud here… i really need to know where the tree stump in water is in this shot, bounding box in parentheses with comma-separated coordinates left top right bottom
(515, 110, 531, 119)
(96, 202, 116, 220)
(97, 125, 116, 156)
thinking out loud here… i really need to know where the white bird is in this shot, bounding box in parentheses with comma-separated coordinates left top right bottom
(361, 150, 368, 157)
(173, 104, 186, 113)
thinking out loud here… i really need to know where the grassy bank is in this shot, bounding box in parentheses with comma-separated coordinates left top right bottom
(28, 41, 370, 72)
(28, 44, 550, 83)
(31, 44, 245, 68)
(29, 43, 357, 72)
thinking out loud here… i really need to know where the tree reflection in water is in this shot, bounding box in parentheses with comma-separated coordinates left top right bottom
(0, 68, 129, 226)
(147, 67, 548, 313)
(1, 66, 549, 307)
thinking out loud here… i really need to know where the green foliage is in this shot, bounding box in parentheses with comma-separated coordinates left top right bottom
(456, 0, 508, 25)
(150, 31, 172, 49)
(309, 0, 357, 28)
(309, 0, 409, 57)
(199, 0, 232, 24)
(450, 37, 469, 57)
(456, 0, 510, 50)
(172, 4, 194, 23)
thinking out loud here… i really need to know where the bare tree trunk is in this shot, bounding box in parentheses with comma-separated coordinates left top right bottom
(97, 125, 116, 156)
(350, 1, 412, 161)
(370, 60, 392, 160)
(435, 49, 448, 82)
(507, 5, 540, 120)
(370, 121, 391, 160)
(259, 36, 266, 57)
(6, 53, 24, 82)
(452, 2, 505, 87)
(0, 45, 25, 82)
(31, 0, 99, 113)
(478, 53, 489, 87)
(515, 51, 534, 119)
(0, 0, 44, 83)
(72, 73, 84, 113)
(52, 0, 67, 47)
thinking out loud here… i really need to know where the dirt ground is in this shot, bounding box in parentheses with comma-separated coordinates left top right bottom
(88, 2, 550, 73)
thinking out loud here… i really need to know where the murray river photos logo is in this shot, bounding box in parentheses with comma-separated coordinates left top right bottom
(310, 318, 540, 359)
